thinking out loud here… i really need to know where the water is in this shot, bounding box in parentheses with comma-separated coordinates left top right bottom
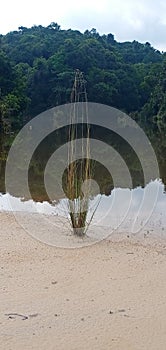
(1, 179, 165, 241)
(0, 127, 165, 247)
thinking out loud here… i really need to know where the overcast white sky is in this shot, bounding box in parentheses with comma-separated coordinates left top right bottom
(1, 0, 166, 51)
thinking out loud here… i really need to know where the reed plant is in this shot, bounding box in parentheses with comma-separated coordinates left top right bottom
(67, 70, 92, 236)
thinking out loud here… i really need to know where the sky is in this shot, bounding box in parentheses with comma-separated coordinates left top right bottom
(1, 0, 166, 51)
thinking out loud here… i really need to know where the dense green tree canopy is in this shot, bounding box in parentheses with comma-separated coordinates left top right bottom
(0, 23, 166, 131)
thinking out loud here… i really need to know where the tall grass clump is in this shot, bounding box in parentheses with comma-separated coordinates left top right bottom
(66, 70, 92, 236)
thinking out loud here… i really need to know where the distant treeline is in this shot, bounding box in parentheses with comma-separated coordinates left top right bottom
(0, 22, 166, 131)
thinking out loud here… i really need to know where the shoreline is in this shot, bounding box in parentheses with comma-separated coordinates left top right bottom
(1, 210, 166, 249)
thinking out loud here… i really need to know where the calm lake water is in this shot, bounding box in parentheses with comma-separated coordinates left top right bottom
(0, 126, 165, 242)
(0, 180, 165, 246)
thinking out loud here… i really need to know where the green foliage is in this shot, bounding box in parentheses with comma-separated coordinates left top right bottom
(0, 23, 166, 132)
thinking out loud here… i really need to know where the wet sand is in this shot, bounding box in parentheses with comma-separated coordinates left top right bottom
(1, 211, 166, 350)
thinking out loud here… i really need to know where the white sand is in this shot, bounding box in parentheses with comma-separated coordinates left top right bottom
(1, 211, 166, 350)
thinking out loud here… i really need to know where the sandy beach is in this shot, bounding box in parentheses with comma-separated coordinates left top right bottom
(1, 211, 166, 350)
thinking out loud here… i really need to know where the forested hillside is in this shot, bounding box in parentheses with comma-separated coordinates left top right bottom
(0, 22, 166, 131)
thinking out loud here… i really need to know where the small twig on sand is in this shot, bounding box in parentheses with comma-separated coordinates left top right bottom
(5, 313, 28, 320)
